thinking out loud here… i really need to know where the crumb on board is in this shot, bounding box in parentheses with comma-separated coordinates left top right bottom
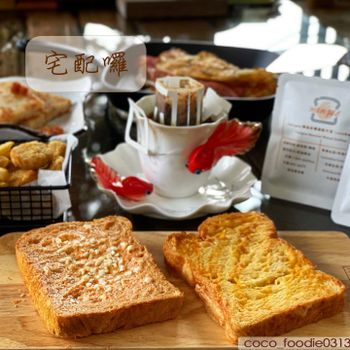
(12, 299, 21, 307)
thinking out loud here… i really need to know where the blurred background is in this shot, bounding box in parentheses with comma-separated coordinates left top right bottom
(1, 0, 349, 79)
(1, 0, 350, 233)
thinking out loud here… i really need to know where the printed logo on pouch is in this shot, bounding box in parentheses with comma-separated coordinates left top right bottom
(310, 97, 341, 125)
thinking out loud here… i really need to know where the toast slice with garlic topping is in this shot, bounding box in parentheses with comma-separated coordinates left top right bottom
(15, 216, 184, 338)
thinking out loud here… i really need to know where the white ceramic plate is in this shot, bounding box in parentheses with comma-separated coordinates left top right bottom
(0, 76, 88, 135)
(95, 143, 256, 220)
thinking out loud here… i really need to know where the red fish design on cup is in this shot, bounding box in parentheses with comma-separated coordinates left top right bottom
(91, 156, 153, 201)
(186, 119, 262, 174)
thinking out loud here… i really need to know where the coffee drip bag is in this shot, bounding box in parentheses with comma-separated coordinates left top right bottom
(262, 74, 350, 210)
(153, 76, 205, 126)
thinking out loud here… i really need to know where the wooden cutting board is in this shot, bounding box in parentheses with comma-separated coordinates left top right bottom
(0, 231, 349, 349)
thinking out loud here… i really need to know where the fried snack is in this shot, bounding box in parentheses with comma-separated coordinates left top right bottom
(0, 167, 10, 183)
(20, 92, 71, 129)
(49, 156, 64, 170)
(0, 81, 71, 129)
(48, 140, 66, 159)
(35, 91, 71, 120)
(20, 113, 48, 129)
(10, 141, 53, 170)
(0, 82, 45, 124)
(8, 169, 37, 186)
(0, 156, 10, 168)
(38, 125, 64, 136)
(153, 49, 277, 98)
(0, 140, 66, 187)
(157, 49, 239, 82)
(0, 141, 15, 157)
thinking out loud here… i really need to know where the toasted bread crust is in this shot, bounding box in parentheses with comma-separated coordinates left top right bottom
(163, 212, 346, 344)
(16, 216, 184, 338)
(198, 212, 276, 240)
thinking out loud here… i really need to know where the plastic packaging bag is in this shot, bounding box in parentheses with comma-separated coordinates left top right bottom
(331, 143, 350, 226)
(262, 74, 350, 209)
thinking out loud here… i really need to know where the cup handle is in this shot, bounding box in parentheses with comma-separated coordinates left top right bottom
(125, 98, 149, 155)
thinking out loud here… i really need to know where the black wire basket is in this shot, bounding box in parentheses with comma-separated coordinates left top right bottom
(0, 126, 72, 233)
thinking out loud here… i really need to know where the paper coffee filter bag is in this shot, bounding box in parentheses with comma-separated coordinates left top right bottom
(332, 143, 350, 226)
(262, 74, 350, 210)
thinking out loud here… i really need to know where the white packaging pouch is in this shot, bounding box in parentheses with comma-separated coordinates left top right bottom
(331, 143, 350, 226)
(262, 74, 350, 210)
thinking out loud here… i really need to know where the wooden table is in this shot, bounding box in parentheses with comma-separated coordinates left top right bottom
(0, 230, 349, 348)
(0, 0, 349, 235)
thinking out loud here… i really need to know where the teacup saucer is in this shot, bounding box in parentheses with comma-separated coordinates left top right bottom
(96, 143, 256, 220)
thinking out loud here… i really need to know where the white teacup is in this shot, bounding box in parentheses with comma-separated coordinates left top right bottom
(125, 95, 226, 198)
